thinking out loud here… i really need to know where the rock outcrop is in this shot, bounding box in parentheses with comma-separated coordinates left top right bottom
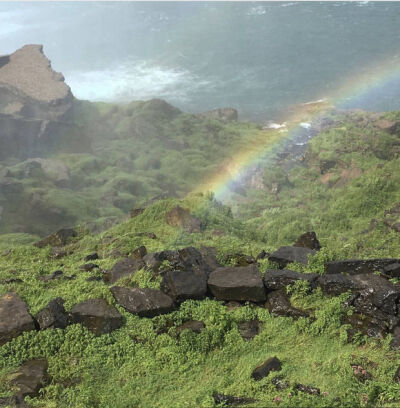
(0, 44, 90, 160)
(0, 292, 36, 345)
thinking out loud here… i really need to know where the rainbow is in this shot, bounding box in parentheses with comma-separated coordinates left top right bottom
(193, 53, 400, 201)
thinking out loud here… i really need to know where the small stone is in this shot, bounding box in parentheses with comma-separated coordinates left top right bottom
(294, 383, 320, 395)
(238, 319, 259, 341)
(251, 357, 282, 381)
(79, 263, 99, 272)
(176, 320, 205, 334)
(84, 252, 99, 262)
(132, 245, 147, 259)
(36, 298, 68, 330)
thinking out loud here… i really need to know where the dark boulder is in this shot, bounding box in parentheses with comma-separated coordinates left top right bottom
(161, 270, 207, 302)
(176, 320, 206, 334)
(263, 269, 319, 291)
(268, 246, 316, 268)
(251, 356, 282, 381)
(84, 252, 99, 262)
(9, 359, 48, 401)
(69, 298, 123, 335)
(390, 326, 400, 350)
(0, 292, 36, 345)
(34, 227, 77, 248)
(350, 274, 400, 316)
(208, 265, 266, 302)
(212, 392, 255, 406)
(111, 286, 175, 318)
(266, 290, 308, 318)
(294, 383, 320, 395)
(36, 297, 69, 330)
(143, 246, 214, 276)
(325, 258, 400, 275)
(79, 263, 99, 272)
(238, 319, 260, 341)
(104, 257, 144, 284)
(318, 273, 357, 295)
(37, 270, 63, 282)
(132, 245, 147, 259)
(294, 231, 321, 251)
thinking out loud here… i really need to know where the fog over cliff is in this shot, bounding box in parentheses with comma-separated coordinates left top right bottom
(1, 1, 400, 121)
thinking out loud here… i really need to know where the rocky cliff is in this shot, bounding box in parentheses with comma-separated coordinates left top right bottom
(0, 45, 89, 160)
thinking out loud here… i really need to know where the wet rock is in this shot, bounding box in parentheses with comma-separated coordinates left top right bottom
(350, 274, 400, 316)
(197, 246, 222, 271)
(268, 246, 316, 268)
(132, 245, 147, 259)
(111, 286, 175, 318)
(212, 392, 255, 406)
(0, 292, 36, 345)
(104, 257, 144, 284)
(129, 207, 145, 218)
(238, 319, 259, 340)
(176, 320, 205, 334)
(318, 274, 357, 295)
(251, 356, 282, 381)
(37, 270, 63, 282)
(166, 206, 202, 233)
(9, 359, 48, 400)
(161, 270, 207, 302)
(208, 265, 266, 302)
(79, 263, 99, 272)
(294, 383, 320, 395)
(294, 231, 321, 250)
(351, 364, 372, 382)
(84, 252, 99, 262)
(34, 227, 77, 248)
(266, 290, 308, 318)
(69, 298, 123, 335)
(325, 258, 400, 275)
(263, 269, 318, 291)
(36, 297, 68, 330)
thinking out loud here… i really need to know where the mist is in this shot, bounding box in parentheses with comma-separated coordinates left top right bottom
(2, 1, 400, 121)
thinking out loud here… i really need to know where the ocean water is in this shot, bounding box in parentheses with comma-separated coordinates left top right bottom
(1, 2, 400, 122)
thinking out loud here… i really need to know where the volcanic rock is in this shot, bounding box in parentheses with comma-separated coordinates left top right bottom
(212, 392, 255, 406)
(208, 265, 266, 302)
(111, 286, 175, 318)
(34, 227, 77, 248)
(104, 257, 144, 284)
(265, 290, 308, 318)
(238, 319, 260, 340)
(325, 258, 400, 275)
(84, 252, 99, 262)
(36, 297, 69, 330)
(251, 357, 282, 381)
(268, 246, 316, 268)
(0, 292, 36, 345)
(9, 359, 48, 400)
(294, 231, 321, 250)
(161, 269, 207, 302)
(294, 383, 320, 395)
(69, 298, 123, 335)
(132, 245, 147, 259)
(318, 273, 357, 295)
(175, 320, 206, 334)
(263, 269, 318, 291)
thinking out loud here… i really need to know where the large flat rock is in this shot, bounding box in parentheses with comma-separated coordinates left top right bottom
(0, 292, 36, 345)
(268, 246, 316, 268)
(111, 286, 175, 317)
(161, 270, 207, 302)
(325, 259, 400, 275)
(207, 265, 266, 302)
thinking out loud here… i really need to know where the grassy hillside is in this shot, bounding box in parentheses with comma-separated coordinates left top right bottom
(1, 195, 400, 408)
